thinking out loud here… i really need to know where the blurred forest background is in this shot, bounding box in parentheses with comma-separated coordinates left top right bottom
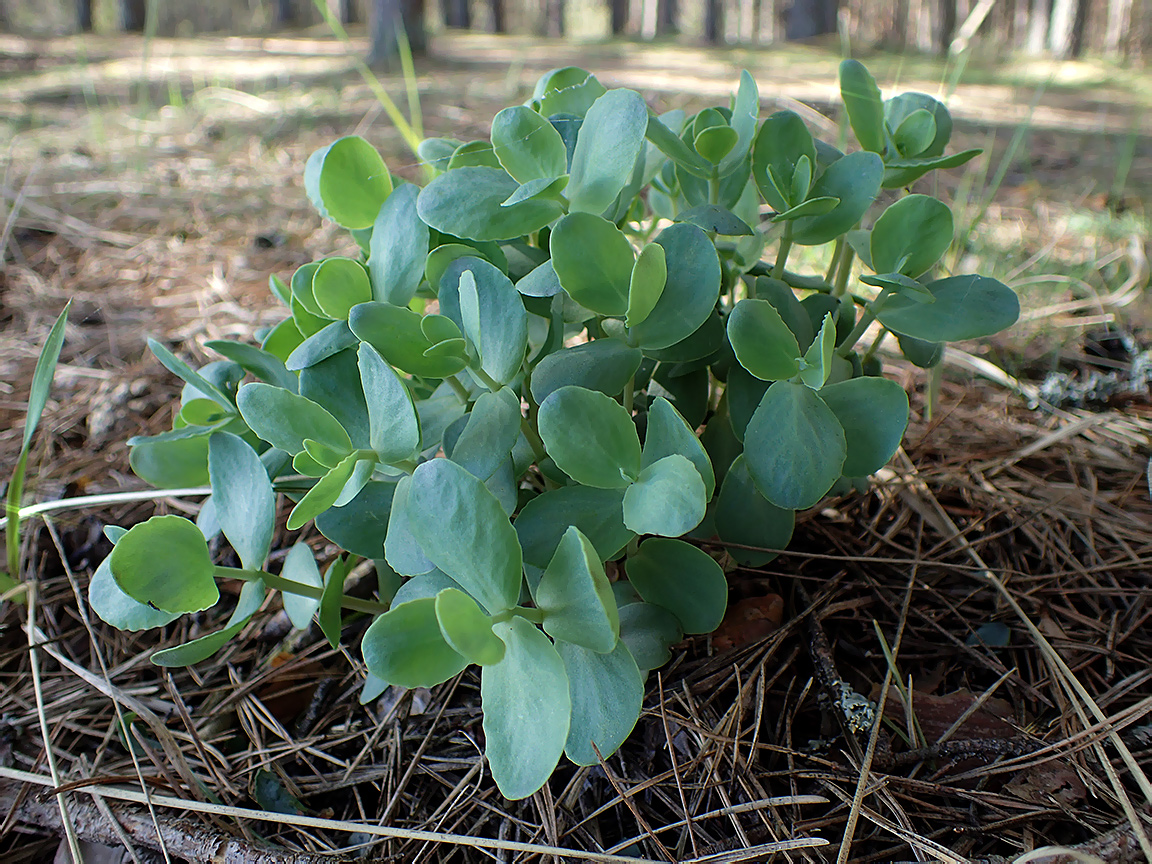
(0, 0, 1147, 66)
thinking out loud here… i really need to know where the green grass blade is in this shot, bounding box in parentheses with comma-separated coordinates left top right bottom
(22, 301, 71, 452)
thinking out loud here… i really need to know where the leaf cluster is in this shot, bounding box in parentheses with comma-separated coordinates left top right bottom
(94, 61, 1019, 799)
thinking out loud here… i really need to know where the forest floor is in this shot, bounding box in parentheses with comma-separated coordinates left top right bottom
(1, 29, 1151, 864)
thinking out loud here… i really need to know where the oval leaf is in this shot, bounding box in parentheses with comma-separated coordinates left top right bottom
(743, 380, 846, 510)
(110, 515, 219, 614)
(358, 343, 421, 463)
(641, 396, 715, 498)
(625, 538, 727, 634)
(629, 222, 721, 350)
(237, 382, 351, 457)
(727, 298, 802, 381)
(622, 454, 707, 537)
(306, 136, 393, 230)
(491, 105, 569, 183)
(876, 275, 1020, 342)
(89, 553, 180, 631)
(515, 485, 633, 568)
(538, 386, 641, 489)
(530, 338, 643, 404)
(714, 455, 795, 567)
(406, 459, 522, 614)
(208, 432, 274, 571)
(870, 194, 953, 278)
(368, 183, 429, 306)
(416, 166, 565, 242)
(558, 640, 644, 766)
(435, 587, 505, 666)
(566, 88, 648, 215)
(550, 212, 634, 317)
(790, 151, 884, 247)
(839, 60, 886, 154)
(362, 598, 467, 688)
(537, 526, 619, 653)
(817, 377, 909, 477)
(482, 617, 570, 800)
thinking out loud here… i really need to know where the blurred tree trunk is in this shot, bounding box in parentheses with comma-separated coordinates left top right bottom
(442, 0, 470, 27)
(369, 0, 426, 67)
(1048, 0, 1078, 56)
(933, 0, 956, 53)
(274, 0, 296, 27)
(1105, 0, 1132, 55)
(542, 0, 564, 35)
(489, 0, 505, 30)
(885, 0, 909, 48)
(120, 0, 146, 31)
(704, 0, 722, 41)
(657, 0, 676, 32)
(610, 0, 628, 33)
(1026, 0, 1050, 52)
(339, 0, 358, 23)
(77, 0, 93, 30)
(785, 0, 838, 38)
(640, 0, 657, 37)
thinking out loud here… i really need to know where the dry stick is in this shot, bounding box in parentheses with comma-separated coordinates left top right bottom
(0, 766, 655, 864)
(892, 450, 1152, 862)
(658, 671, 700, 859)
(1, 780, 332, 864)
(25, 581, 85, 864)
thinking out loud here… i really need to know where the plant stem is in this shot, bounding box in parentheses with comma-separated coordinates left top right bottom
(860, 327, 888, 364)
(831, 244, 856, 299)
(472, 366, 502, 394)
(214, 566, 389, 616)
(824, 237, 845, 284)
(445, 375, 472, 404)
(772, 221, 794, 280)
(520, 417, 547, 463)
(835, 288, 893, 358)
(0, 486, 213, 532)
(708, 176, 719, 205)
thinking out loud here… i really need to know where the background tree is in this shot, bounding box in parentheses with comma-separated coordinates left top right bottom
(442, 0, 470, 27)
(339, 0, 358, 24)
(369, 0, 426, 66)
(120, 0, 146, 31)
(76, 0, 92, 31)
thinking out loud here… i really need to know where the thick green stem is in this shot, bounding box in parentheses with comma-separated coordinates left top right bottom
(708, 176, 720, 205)
(215, 566, 389, 616)
(823, 237, 845, 284)
(445, 375, 471, 403)
(831, 244, 856, 299)
(772, 221, 794, 280)
(860, 327, 889, 364)
(471, 366, 502, 394)
(520, 417, 547, 463)
(623, 373, 635, 416)
(492, 606, 546, 625)
(835, 288, 894, 358)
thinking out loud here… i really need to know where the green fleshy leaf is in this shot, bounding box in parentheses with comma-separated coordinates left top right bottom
(839, 59, 886, 154)
(694, 124, 738, 163)
(892, 108, 937, 158)
(516, 259, 563, 298)
(538, 386, 641, 489)
(559, 640, 643, 766)
(491, 105, 569, 183)
(770, 195, 840, 221)
(448, 140, 502, 170)
(437, 257, 529, 386)
(618, 601, 682, 672)
(316, 480, 395, 559)
(416, 167, 565, 242)
(514, 485, 633, 568)
(286, 452, 360, 530)
(426, 242, 501, 292)
(205, 339, 297, 392)
(789, 151, 885, 246)
(208, 432, 274, 571)
(641, 396, 715, 498)
(537, 527, 618, 653)
(285, 320, 358, 372)
(714, 455, 795, 567)
(362, 598, 467, 688)
(885, 92, 953, 158)
(629, 223, 720, 350)
(417, 136, 461, 172)
(727, 298, 801, 381)
(530, 338, 643, 404)
(622, 455, 707, 537)
(349, 302, 469, 379)
(129, 436, 210, 488)
(358, 343, 421, 463)
(743, 380, 846, 510)
(566, 88, 648, 215)
(236, 382, 351, 457)
(752, 110, 816, 212)
(482, 616, 570, 800)
(797, 313, 835, 390)
(550, 212, 634, 317)
(298, 347, 370, 450)
(88, 552, 180, 631)
(673, 204, 754, 236)
(435, 587, 505, 665)
(261, 319, 305, 364)
(719, 70, 759, 176)
(882, 149, 981, 188)
(870, 194, 953, 278)
(876, 275, 1020, 342)
(312, 257, 372, 320)
(501, 176, 568, 207)
(385, 475, 436, 577)
(406, 459, 522, 614)
(151, 580, 265, 667)
(318, 555, 350, 649)
(368, 183, 429, 307)
(626, 242, 667, 329)
(532, 67, 607, 117)
(110, 515, 219, 614)
(817, 377, 909, 477)
(305, 136, 393, 229)
(147, 338, 233, 409)
(625, 538, 727, 634)
(280, 542, 323, 630)
(448, 387, 521, 482)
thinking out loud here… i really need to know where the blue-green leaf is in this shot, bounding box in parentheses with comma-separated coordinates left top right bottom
(559, 640, 643, 766)
(515, 486, 633, 568)
(566, 89, 648, 215)
(110, 515, 219, 614)
(151, 579, 265, 667)
(622, 455, 707, 537)
(362, 598, 467, 688)
(369, 183, 429, 306)
(538, 386, 641, 489)
(714, 455, 795, 567)
(537, 527, 618, 653)
(625, 538, 727, 634)
(208, 432, 274, 571)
